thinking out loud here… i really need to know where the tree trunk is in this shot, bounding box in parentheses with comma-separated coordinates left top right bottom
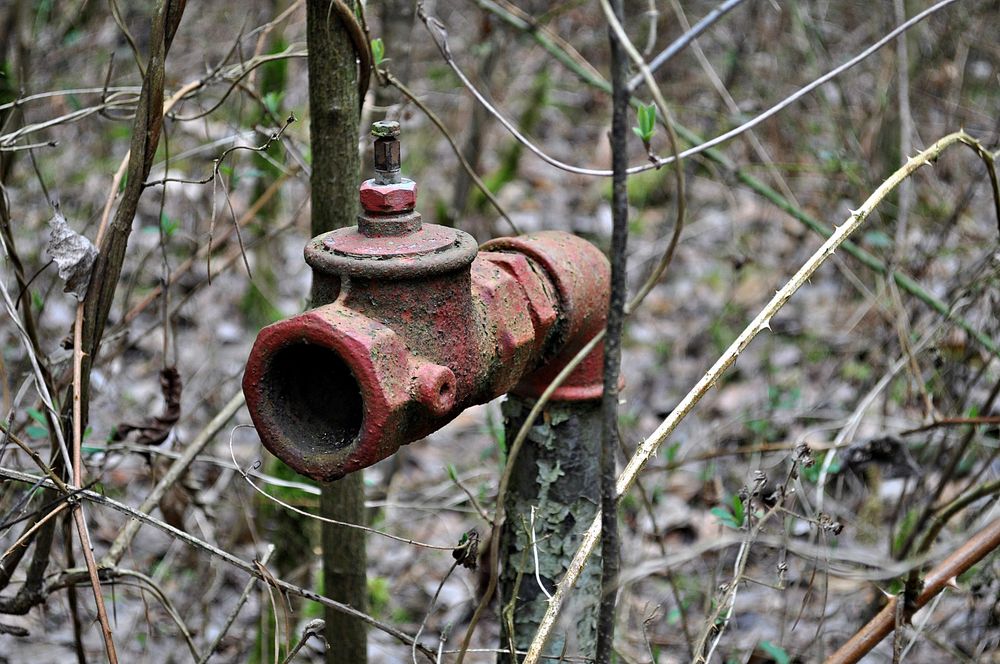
(305, 1, 367, 662)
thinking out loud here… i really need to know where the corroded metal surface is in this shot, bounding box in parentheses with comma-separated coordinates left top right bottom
(243, 126, 612, 481)
(243, 226, 611, 481)
(359, 178, 416, 214)
(482, 232, 611, 401)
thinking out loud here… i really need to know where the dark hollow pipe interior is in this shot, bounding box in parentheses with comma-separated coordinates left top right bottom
(264, 343, 364, 453)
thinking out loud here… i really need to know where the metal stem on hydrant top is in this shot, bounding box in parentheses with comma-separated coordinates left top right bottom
(243, 122, 613, 481)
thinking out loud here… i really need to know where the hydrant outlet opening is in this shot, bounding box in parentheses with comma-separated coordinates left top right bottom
(266, 343, 363, 452)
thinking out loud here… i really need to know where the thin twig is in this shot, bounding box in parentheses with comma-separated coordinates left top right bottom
(597, 0, 687, 315)
(0, 466, 438, 660)
(142, 115, 295, 188)
(115, 169, 295, 330)
(199, 545, 276, 663)
(230, 426, 470, 552)
(595, 0, 629, 658)
(0, 422, 70, 493)
(0, 237, 73, 471)
(521, 132, 997, 664)
(827, 516, 1000, 664)
(901, 416, 1000, 436)
(694, 459, 803, 662)
(412, 561, 459, 664)
(382, 70, 519, 235)
(422, 0, 960, 177)
(0, 501, 68, 563)
(0, 86, 141, 112)
(626, 0, 748, 92)
(281, 618, 327, 664)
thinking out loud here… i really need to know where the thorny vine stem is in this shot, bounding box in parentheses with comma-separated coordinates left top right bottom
(826, 515, 1000, 664)
(521, 132, 999, 664)
(475, 0, 1000, 361)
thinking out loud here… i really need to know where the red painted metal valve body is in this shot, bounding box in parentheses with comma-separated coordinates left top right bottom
(243, 147, 609, 481)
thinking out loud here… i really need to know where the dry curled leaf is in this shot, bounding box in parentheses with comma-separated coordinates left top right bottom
(46, 208, 97, 301)
(453, 528, 480, 570)
(111, 367, 182, 449)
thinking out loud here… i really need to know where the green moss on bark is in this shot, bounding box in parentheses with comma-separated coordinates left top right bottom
(499, 396, 603, 662)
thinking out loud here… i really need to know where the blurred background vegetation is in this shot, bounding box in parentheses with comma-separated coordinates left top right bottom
(0, 0, 998, 661)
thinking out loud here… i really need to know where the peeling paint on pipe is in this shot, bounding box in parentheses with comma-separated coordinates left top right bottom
(243, 135, 610, 481)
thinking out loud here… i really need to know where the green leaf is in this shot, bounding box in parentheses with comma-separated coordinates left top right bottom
(710, 506, 739, 529)
(758, 640, 791, 664)
(863, 229, 892, 248)
(731, 494, 745, 525)
(160, 213, 179, 237)
(26, 425, 48, 440)
(262, 90, 285, 116)
(633, 102, 657, 142)
(446, 463, 458, 482)
(26, 408, 47, 426)
(371, 38, 385, 67)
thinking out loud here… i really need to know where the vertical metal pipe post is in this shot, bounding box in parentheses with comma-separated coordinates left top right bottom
(498, 395, 603, 662)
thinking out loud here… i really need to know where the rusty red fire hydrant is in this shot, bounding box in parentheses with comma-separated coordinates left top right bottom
(243, 122, 611, 481)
